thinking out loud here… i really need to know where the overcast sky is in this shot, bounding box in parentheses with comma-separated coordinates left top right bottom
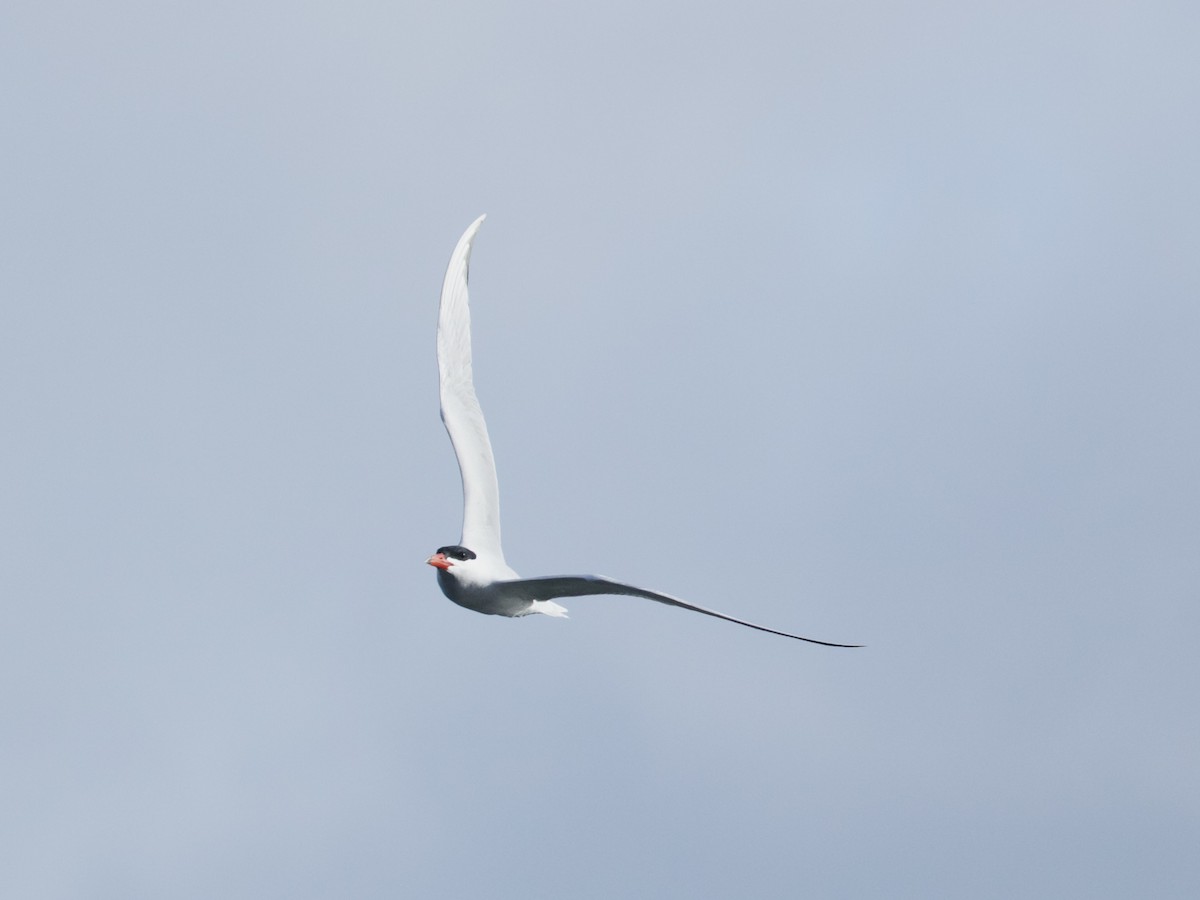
(3, 2, 1198, 897)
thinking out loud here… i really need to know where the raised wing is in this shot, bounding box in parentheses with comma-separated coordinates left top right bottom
(507, 575, 861, 647)
(437, 215, 505, 561)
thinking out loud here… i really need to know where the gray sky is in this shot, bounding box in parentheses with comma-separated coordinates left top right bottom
(3, 2, 1198, 897)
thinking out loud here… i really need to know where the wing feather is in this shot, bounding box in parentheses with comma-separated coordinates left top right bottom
(437, 215, 505, 560)
(507, 575, 861, 647)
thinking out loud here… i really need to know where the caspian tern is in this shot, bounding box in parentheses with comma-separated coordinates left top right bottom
(426, 215, 860, 647)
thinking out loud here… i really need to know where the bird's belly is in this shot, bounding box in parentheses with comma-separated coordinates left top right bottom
(437, 571, 531, 617)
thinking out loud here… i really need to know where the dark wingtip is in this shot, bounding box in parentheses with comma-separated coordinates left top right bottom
(757, 627, 863, 647)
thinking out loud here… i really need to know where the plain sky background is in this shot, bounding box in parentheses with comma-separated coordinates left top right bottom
(3, 2, 1198, 897)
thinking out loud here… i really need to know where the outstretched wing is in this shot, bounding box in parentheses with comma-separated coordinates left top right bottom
(507, 575, 861, 647)
(437, 215, 505, 561)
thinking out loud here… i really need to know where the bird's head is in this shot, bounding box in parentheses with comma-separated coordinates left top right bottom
(426, 544, 478, 575)
(427, 543, 518, 593)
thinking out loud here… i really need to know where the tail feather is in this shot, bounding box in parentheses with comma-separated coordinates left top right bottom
(528, 599, 569, 618)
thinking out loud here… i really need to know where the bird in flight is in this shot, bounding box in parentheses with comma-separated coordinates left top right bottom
(426, 215, 860, 647)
